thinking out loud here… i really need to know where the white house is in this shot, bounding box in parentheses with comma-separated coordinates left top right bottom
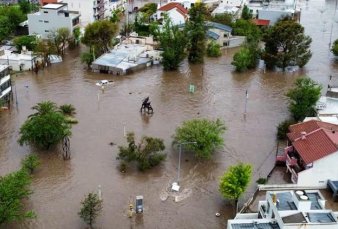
(277, 120, 338, 188)
(59, 0, 107, 26)
(151, 2, 188, 25)
(28, 3, 80, 39)
(0, 48, 36, 71)
(205, 21, 245, 47)
(211, 0, 243, 16)
(228, 190, 338, 229)
(247, 0, 299, 25)
(0, 65, 12, 106)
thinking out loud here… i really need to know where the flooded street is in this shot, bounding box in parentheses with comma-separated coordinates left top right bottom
(1, 0, 338, 228)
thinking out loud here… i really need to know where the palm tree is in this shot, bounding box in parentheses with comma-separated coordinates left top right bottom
(29, 101, 59, 117)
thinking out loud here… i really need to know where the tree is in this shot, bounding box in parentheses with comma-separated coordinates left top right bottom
(277, 119, 296, 140)
(78, 192, 103, 229)
(241, 5, 252, 20)
(158, 17, 187, 70)
(34, 39, 57, 66)
(173, 119, 226, 159)
(82, 20, 118, 56)
(186, 3, 207, 64)
(138, 3, 157, 23)
(232, 19, 261, 43)
(262, 18, 312, 70)
(0, 6, 26, 42)
(331, 39, 338, 56)
(59, 104, 76, 116)
(117, 132, 166, 171)
(219, 163, 252, 211)
(18, 101, 72, 149)
(286, 77, 322, 121)
(207, 41, 221, 57)
(50, 27, 71, 56)
(211, 13, 233, 26)
(21, 154, 40, 174)
(80, 51, 94, 69)
(0, 162, 37, 226)
(13, 35, 37, 52)
(73, 27, 81, 46)
(19, 0, 31, 14)
(232, 41, 259, 72)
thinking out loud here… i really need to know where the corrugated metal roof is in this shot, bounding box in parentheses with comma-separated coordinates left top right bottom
(205, 21, 232, 32)
(207, 30, 219, 40)
(231, 222, 280, 229)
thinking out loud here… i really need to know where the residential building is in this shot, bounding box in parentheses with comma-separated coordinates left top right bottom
(247, 0, 300, 26)
(0, 47, 37, 71)
(0, 65, 12, 105)
(0, 0, 39, 4)
(28, 3, 80, 39)
(276, 120, 338, 187)
(105, 0, 124, 19)
(151, 2, 188, 25)
(228, 190, 338, 229)
(211, 0, 243, 16)
(206, 21, 245, 47)
(59, 0, 106, 26)
(40, 0, 59, 5)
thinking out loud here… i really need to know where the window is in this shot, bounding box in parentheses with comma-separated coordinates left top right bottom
(39, 20, 43, 22)
(44, 21, 49, 23)
(43, 11, 48, 13)
(45, 30, 49, 32)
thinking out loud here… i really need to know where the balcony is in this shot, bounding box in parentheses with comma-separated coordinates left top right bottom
(290, 168, 298, 184)
(276, 145, 293, 163)
(286, 153, 298, 167)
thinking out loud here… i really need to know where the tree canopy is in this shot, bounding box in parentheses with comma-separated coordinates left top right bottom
(78, 192, 103, 228)
(173, 119, 226, 159)
(117, 132, 166, 171)
(13, 35, 37, 52)
(18, 101, 72, 149)
(0, 156, 39, 226)
(331, 39, 338, 56)
(207, 41, 221, 57)
(232, 42, 260, 72)
(0, 5, 26, 42)
(158, 17, 187, 70)
(286, 77, 322, 121)
(219, 163, 252, 209)
(262, 18, 312, 70)
(82, 20, 118, 56)
(241, 5, 252, 20)
(186, 3, 208, 64)
(232, 19, 261, 43)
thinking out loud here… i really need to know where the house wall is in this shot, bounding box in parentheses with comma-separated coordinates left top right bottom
(297, 152, 338, 188)
(208, 28, 231, 47)
(60, 0, 94, 26)
(28, 6, 77, 38)
(154, 9, 185, 25)
(258, 9, 293, 25)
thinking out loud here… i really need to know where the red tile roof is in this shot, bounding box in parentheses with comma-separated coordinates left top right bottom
(251, 19, 270, 26)
(292, 129, 338, 164)
(288, 120, 338, 142)
(158, 3, 188, 17)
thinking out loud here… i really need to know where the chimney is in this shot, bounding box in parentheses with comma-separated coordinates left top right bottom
(301, 131, 306, 140)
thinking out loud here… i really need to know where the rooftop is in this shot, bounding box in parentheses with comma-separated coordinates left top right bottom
(42, 3, 65, 9)
(252, 19, 270, 26)
(206, 21, 233, 32)
(0, 65, 9, 72)
(158, 2, 188, 16)
(292, 129, 338, 164)
(231, 222, 280, 229)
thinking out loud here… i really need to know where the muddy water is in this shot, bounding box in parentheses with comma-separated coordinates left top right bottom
(1, 0, 338, 228)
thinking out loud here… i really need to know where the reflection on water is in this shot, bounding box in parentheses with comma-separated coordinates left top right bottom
(1, 0, 338, 228)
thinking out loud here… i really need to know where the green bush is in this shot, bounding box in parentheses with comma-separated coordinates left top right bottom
(173, 119, 226, 159)
(117, 132, 166, 171)
(59, 104, 76, 116)
(207, 41, 222, 57)
(277, 119, 296, 140)
(256, 177, 267, 184)
(332, 39, 338, 56)
(21, 154, 40, 174)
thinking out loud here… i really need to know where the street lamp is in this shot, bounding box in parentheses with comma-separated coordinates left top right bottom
(171, 141, 197, 192)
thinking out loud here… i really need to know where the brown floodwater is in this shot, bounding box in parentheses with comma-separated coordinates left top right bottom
(1, 0, 338, 228)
